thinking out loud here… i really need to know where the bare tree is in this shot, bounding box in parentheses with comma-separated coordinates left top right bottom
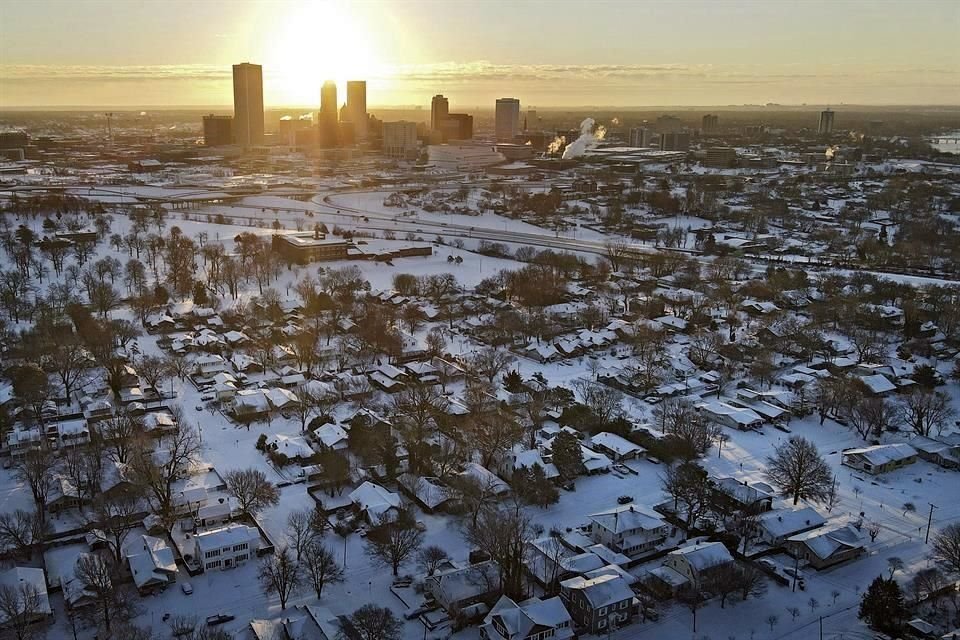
(97, 411, 144, 464)
(224, 468, 280, 517)
(286, 507, 325, 562)
(74, 553, 116, 632)
(301, 543, 344, 599)
(898, 390, 954, 437)
(0, 582, 45, 640)
(469, 347, 515, 384)
(417, 545, 450, 576)
(463, 505, 536, 600)
(341, 604, 403, 640)
(932, 523, 960, 576)
(448, 473, 503, 527)
(365, 508, 424, 576)
(676, 582, 707, 633)
(83, 488, 145, 566)
(258, 546, 303, 610)
(391, 383, 448, 473)
(13, 449, 56, 525)
(764, 437, 833, 505)
(572, 379, 624, 429)
(128, 420, 203, 527)
(0, 509, 46, 560)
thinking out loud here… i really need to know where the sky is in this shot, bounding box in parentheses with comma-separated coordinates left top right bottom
(0, 0, 958, 108)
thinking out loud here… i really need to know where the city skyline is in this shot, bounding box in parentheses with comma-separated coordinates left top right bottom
(1, 0, 958, 108)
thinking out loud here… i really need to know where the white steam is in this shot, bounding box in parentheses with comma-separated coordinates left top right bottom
(825, 145, 840, 160)
(547, 136, 567, 154)
(561, 118, 607, 159)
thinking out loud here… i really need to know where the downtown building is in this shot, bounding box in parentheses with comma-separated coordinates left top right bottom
(232, 63, 264, 148)
(495, 98, 521, 141)
(431, 95, 473, 141)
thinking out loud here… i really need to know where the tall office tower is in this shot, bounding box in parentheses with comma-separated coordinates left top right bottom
(526, 109, 539, 131)
(346, 81, 368, 140)
(702, 114, 719, 133)
(629, 127, 650, 147)
(495, 98, 521, 141)
(232, 63, 264, 148)
(431, 95, 449, 131)
(202, 114, 233, 146)
(818, 108, 835, 134)
(318, 80, 339, 147)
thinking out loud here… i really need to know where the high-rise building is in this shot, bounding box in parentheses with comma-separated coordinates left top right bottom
(382, 121, 418, 158)
(656, 114, 682, 133)
(629, 127, 650, 147)
(346, 81, 367, 141)
(318, 81, 339, 148)
(702, 114, 719, 133)
(232, 63, 264, 148)
(659, 132, 690, 152)
(439, 113, 473, 141)
(818, 109, 835, 135)
(202, 114, 233, 146)
(495, 98, 521, 141)
(526, 109, 539, 131)
(431, 95, 449, 132)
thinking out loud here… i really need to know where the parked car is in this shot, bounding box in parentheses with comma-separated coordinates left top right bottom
(180, 582, 193, 595)
(617, 495, 633, 504)
(561, 481, 576, 492)
(206, 614, 235, 626)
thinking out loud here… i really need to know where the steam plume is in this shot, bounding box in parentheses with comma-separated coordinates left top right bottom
(561, 118, 607, 159)
(547, 136, 567, 154)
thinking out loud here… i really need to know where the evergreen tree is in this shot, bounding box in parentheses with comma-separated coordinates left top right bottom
(551, 432, 584, 479)
(858, 576, 907, 635)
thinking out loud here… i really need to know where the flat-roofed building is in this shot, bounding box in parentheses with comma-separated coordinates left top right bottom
(272, 233, 352, 264)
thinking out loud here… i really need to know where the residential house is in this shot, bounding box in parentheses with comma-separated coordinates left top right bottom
(841, 443, 918, 475)
(711, 477, 775, 516)
(755, 507, 827, 547)
(480, 596, 574, 640)
(785, 523, 865, 570)
(587, 504, 669, 559)
(349, 482, 402, 523)
(911, 436, 960, 470)
(249, 605, 340, 640)
(194, 523, 260, 572)
(559, 573, 635, 634)
(0, 567, 51, 625)
(663, 541, 734, 587)
(590, 432, 644, 461)
(127, 534, 177, 593)
(425, 561, 501, 616)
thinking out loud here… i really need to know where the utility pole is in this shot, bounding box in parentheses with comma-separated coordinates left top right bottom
(925, 503, 937, 544)
(819, 615, 823, 640)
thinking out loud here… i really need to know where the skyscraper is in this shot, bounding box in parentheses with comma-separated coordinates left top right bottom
(702, 114, 719, 133)
(318, 80, 339, 147)
(382, 121, 418, 158)
(431, 95, 449, 132)
(232, 63, 264, 148)
(495, 98, 520, 141)
(346, 81, 367, 141)
(818, 108, 835, 135)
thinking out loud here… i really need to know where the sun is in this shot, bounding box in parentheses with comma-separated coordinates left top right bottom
(263, 0, 383, 106)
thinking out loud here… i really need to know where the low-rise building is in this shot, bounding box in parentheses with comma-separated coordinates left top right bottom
(587, 504, 669, 559)
(480, 595, 574, 640)
(785, 523, 865, 570)
(841, 443, 917, 475)
(194, 523, 260, 572)
(425, 561, 501, 616)
(559, 573, 635, 634)
(127, 534, 177, 592)
(663, 541, 734, 586)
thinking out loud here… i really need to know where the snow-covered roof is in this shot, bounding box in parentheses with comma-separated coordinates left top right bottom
(483, 596, 573, 640)
(843, 443, 917, 466)
(590, 505, 664, 535)
(349, 481, 401, 520)
(195, 524, 259, 556)
(0, 567, 50, 621)
(668, 541, 733, 571)
(787, 523, 863, 561)
(757, 507, 827, 539)
(559, 573, 634, 608)
(591, 432, 643, 457)
(858, 374, 897, 395)
(313, 423, 349, 449)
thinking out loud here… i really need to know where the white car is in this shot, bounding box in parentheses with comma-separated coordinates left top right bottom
(181, 582, 193, 595)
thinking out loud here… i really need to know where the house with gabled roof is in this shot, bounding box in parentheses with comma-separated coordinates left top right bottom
(559, 572, 635, 634)
(480, 595, 574, 640)
(127, 534, 177, 593)
(587, 504, 668, 559)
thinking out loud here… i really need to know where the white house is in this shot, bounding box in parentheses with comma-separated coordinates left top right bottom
(194, 523, 260, 572)
(663, 541, 733, 586)
(590, 432, 644, 461)
(480, 595, 574, 640)
(349, 482, 402, 523)
(588, 504, 669, 558)
(127, 534, 177, 592)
